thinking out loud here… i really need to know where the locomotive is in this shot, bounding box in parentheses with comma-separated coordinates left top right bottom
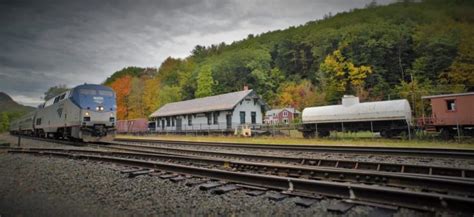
(9, 84, 117, 142)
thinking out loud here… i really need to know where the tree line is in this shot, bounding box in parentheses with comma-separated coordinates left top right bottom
(103, 0, 474, 120)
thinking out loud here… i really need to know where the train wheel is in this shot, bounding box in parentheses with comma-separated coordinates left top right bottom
(439, 128, 453, 140)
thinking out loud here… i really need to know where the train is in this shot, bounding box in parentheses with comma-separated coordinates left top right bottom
(9, 84, 117, 142)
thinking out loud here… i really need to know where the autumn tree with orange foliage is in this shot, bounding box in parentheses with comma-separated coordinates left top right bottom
(108, 75, 132, 120)
(274, 80, 323, 111)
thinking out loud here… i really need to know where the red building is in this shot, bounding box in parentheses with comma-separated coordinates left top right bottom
(421, 92, 474, 138)
(264, 107, 301, 125)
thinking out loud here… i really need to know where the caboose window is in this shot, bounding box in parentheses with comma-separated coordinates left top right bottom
(446, 99, 456, 111)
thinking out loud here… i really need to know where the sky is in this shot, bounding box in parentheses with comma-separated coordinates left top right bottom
(0, 0, 394, 107)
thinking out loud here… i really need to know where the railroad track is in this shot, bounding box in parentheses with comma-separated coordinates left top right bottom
(6, 147, 474, 213)
(115, 137, 474, 159)
(107, 141, 474, 179)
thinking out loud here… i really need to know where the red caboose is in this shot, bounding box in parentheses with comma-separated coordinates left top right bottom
(421, 92, 474, 139)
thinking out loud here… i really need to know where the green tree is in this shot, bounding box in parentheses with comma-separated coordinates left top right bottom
(44, 85, 69, 101)
(0, 112, 9, 132)
(196, 65, 215, 98)
(319, 49, 372, 103)
(158, 86, 182, 108)
(396, 77, 433, 118)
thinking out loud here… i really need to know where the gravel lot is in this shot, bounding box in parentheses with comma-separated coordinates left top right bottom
(0, 134, 465, 216)
(0, 152, 434, 217)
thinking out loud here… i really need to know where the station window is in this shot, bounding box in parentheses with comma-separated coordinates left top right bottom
(166, 117, 170, 127)
(172, 117, 175, 127)
(207, 113, 212, 125)
(188, 115, 192, 126)
(213, 112, 219, 125)
(446, 99, 456, 111)
(283, 111, 288, 117)
(251, 112, 256, 124)
(240, 112, 246, 124)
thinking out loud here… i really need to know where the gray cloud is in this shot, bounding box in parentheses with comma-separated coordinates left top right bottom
(0, 0, 394, 106)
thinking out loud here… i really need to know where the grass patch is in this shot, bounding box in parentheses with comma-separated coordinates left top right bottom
(116, 133, 474, 150)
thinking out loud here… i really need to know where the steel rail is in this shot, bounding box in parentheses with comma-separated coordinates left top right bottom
(108, 142, 474, 179)
(8, 149, 474, 213)
(114, 138, 474, 159)
(7, 148, 474, 197)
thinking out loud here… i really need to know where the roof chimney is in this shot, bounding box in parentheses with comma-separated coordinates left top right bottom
(243, 85, 249, 91)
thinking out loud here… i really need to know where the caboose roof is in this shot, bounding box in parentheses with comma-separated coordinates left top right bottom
(149, 89, 265, 118)
(422, 92, 474, 99)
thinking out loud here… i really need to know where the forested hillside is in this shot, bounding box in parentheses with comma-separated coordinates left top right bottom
(105, 0, 474, 120)
(0, 92, 35, 132)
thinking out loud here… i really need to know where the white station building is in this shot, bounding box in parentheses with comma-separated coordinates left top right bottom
(149, 88, 267, 133)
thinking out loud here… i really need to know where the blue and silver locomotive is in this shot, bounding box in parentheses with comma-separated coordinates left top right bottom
(10, 84, 117, 142)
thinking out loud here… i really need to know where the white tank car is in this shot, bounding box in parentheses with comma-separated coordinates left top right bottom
(11, 84, 117, 142)
(301, 95, 412, 138)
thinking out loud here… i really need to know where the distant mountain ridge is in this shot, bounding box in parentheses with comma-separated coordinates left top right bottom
(0, 92, 35, 113)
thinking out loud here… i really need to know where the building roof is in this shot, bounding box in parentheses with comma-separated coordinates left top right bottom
(421, 92, 474, 99)
(265, 107, 300, 116)
(150, 89, 263, 117)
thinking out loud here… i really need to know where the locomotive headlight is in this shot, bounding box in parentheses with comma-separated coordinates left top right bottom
(85, 112, 90, 116)
(96, 106, 99, 111)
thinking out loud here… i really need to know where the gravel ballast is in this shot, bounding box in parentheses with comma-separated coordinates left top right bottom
(0, 153, 434, 217)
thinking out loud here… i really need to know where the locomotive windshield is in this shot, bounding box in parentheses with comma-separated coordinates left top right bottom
(71, 85, 116, 111)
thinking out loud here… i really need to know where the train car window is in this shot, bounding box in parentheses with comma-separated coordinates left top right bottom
(80, 89, 97, 95)
(53, 96, 60, 104)
(36, 118, 41, 126)
(446, 100, 456, 111)
(98, 90, 113, 97)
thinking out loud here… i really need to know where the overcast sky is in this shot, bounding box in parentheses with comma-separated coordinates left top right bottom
(0, 0, 394, 107)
